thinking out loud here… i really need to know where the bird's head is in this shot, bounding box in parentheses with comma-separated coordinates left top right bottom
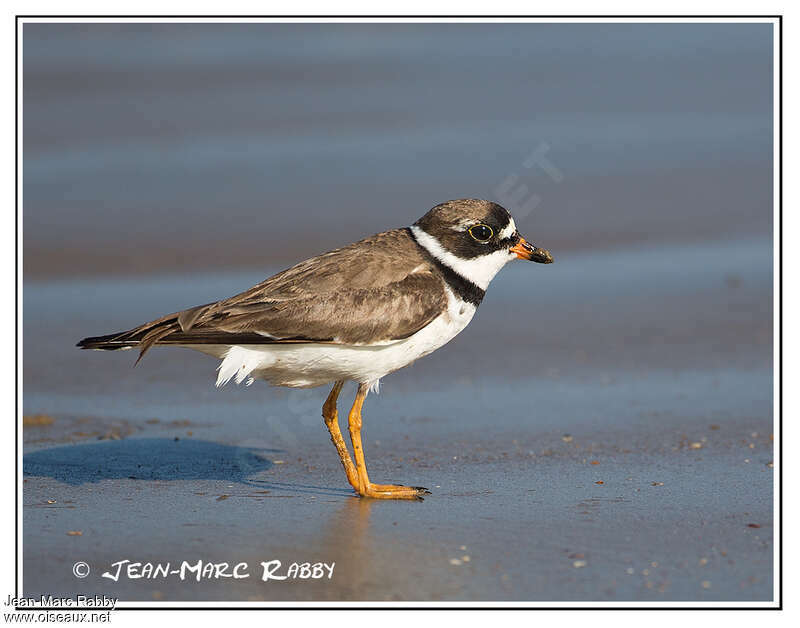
(410, 199, 553, 290)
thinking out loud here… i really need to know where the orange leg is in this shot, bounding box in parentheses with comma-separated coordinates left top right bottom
(346, 383, 430, 500)
(322, 381, 359, 490)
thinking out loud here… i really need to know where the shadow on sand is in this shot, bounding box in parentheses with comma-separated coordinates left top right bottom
(23, 437, 280, 485)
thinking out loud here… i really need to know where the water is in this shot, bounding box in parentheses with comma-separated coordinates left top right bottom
(22, 237, 774, 601)
(21, 21, 775, 603)
(23, 22, 773, 276)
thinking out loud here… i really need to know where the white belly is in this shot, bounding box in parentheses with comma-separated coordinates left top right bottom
(203, 288, 476, 389)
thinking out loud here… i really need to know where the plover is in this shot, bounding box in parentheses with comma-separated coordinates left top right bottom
(78, 199, 553, 500)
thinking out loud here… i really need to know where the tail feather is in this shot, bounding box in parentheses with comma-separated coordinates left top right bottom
(77, 312, 181, 363)
(77, 303, 321, 365)
(77, 317, 305, 364)
(76, 333, 139, 351)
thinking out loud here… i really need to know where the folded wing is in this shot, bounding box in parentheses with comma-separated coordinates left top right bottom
(77, 229, 446, 360)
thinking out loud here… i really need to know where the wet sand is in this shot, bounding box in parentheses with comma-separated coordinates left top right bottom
(21, 21, 775, 604)
(22, 238, 774, 602)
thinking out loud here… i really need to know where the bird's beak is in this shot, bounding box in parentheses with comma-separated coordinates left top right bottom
(510, 236, 553, 264)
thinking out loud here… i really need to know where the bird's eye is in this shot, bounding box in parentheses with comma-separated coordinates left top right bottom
(468, 224, 494, 243)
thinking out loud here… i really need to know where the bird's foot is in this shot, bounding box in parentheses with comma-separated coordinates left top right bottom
(357, 483, 431, 501)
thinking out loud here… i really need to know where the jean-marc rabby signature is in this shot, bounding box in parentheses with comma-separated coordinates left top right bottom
(101, 559, 335, 582)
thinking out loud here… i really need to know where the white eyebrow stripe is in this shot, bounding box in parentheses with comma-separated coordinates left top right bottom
(450, 217, 517, 240)
(498, 217, 517, 240)
(450, 219, 474, 231)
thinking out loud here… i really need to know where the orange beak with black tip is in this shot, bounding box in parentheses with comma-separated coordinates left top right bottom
(511, 236, 553, 264)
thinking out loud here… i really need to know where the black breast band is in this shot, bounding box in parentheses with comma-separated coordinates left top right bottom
(405, 227, 485, 307)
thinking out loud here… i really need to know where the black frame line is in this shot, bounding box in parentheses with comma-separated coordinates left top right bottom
(14, 13, 783, 612)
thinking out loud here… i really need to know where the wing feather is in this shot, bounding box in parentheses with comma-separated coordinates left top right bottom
(78, 228, 447, 360)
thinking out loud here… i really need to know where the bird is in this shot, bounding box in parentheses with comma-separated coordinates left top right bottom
(77, 199, 553, 500)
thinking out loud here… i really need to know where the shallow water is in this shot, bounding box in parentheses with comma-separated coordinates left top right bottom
(22, 236, 774, 602)
(23, 22, 773, 277)
(21, 21, 775, 603)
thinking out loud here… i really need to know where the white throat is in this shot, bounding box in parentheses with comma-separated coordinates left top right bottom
(409, 224, 516, 291)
